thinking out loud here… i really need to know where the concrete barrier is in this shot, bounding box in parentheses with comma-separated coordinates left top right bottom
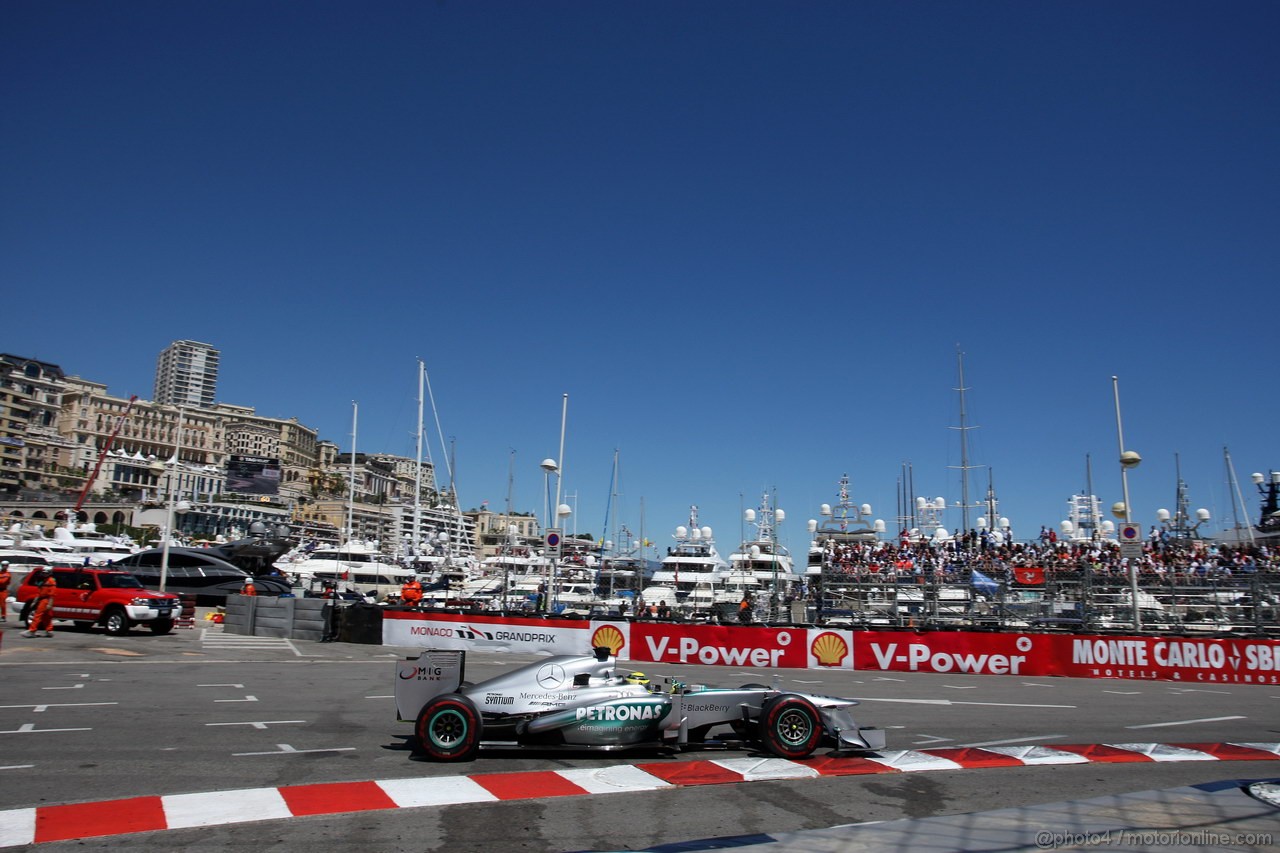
(222, 595, 334, 641)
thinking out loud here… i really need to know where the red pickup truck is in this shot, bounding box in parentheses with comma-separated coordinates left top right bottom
(16, 566, 181, 635)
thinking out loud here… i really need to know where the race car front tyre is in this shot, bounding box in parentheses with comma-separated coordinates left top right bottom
(416, 693, 482, 761)
(758, 694, 822, 759)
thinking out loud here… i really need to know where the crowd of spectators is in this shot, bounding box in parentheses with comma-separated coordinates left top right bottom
(815, 530, 1280, 587)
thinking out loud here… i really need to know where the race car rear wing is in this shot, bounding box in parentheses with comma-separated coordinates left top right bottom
(394, 649, 466, 722)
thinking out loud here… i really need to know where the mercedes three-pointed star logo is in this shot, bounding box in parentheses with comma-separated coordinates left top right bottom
(536, 664, 566, 690)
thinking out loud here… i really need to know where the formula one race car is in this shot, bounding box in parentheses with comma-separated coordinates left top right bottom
(394, 646, 885, 761)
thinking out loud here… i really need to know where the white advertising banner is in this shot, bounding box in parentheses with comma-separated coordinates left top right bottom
(383, 610, 598, 655)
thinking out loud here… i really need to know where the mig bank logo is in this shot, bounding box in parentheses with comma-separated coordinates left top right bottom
(455, 625, 494, 641)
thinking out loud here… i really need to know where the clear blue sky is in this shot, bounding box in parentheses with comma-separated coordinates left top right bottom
(4, 1, 1277, 554)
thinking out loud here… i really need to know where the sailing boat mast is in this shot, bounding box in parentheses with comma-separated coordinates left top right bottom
(347, 401, 357, 544)
(949, 347, 982, 534)
(413, 361, 425, 557)
(1224, 446, 1254, 546)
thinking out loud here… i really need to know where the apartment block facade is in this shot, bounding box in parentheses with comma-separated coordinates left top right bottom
(153, 339, 220, 408)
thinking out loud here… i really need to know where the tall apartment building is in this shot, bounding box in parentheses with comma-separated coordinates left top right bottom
(153, 340, 219, 408)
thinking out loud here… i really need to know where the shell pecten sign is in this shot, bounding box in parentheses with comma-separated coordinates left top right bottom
(810, 631, 850, 667)
(590, 623, 626, 656)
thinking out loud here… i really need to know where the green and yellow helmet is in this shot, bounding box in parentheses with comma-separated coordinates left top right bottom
(623, 671, 649, 685)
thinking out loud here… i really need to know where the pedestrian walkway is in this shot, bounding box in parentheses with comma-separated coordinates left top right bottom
(1, 742, 1278, 848)
(198, 627, 301, 653)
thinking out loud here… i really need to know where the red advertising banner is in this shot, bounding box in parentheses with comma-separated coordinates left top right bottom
(853, 631, 1280, 684)
(1054, 634, 1280, 684)
(628, 622, 810, 668)
(856, 632, 1043, 677)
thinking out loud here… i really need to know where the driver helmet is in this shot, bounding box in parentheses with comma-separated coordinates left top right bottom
(623, 671, 649, 686)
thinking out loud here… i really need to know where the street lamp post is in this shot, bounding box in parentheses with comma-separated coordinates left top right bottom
(1112, 376, 1143, 630)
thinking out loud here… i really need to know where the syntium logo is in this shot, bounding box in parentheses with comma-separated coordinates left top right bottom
(455, 625, 493, 640)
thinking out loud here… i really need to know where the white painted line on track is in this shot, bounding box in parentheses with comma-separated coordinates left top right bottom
(0, 765, 35, 770)
(1104, 690, 1141, 695)
(942, 685, 977, 689)
(1125, 715, 1246, 729)
(214, 696, 259, 703)
(232, 743, 355, 756)
(1020, 682, 1055, 688)
(207, 721, 305, 729)
(365, 694, 394, 699)
(959, 734, 1066, 748)
(199, 683, 245, 688)
(1, 723, 91, 734)
(0, 703, 116, 712)
(42, 684, 84, 690)
(951, 701, 1076, 709)
(911, 735, 954, 745)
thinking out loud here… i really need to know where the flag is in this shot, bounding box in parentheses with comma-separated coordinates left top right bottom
(1014, 567, 1045, 585)
(970, 569, 999, 597)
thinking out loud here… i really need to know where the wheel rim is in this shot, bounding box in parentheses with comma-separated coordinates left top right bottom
(775, 707, 814, 747)
(428, 708, 469, 750)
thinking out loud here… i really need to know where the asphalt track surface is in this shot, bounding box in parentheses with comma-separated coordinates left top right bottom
(2, 615, 1278, 851)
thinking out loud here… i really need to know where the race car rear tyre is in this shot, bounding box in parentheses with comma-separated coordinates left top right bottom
(416, 694, 482, 761)
(758, 694, 822, 759)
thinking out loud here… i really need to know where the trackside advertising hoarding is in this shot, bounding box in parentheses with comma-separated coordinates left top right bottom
(853, 632, 1280, 684)
(627, 623, 851, 669)
(383, 614, 856, 670)
(382, 611, 593, 654)
(382, 612, 1280, 684)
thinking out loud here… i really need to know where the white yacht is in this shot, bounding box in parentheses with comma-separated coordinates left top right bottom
(51, 523, 140, 565)
(654, 507, 729, 617)
(479, 529, 552, 610)
(726, 492, 798, 618)
(286, 540, 412, 599)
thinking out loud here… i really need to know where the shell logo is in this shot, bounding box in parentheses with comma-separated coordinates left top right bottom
(810, 631, 849, 667)
(591, 624, 625, 656)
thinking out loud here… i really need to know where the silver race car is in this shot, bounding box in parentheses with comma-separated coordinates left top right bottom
(395, 646, 885, 761)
